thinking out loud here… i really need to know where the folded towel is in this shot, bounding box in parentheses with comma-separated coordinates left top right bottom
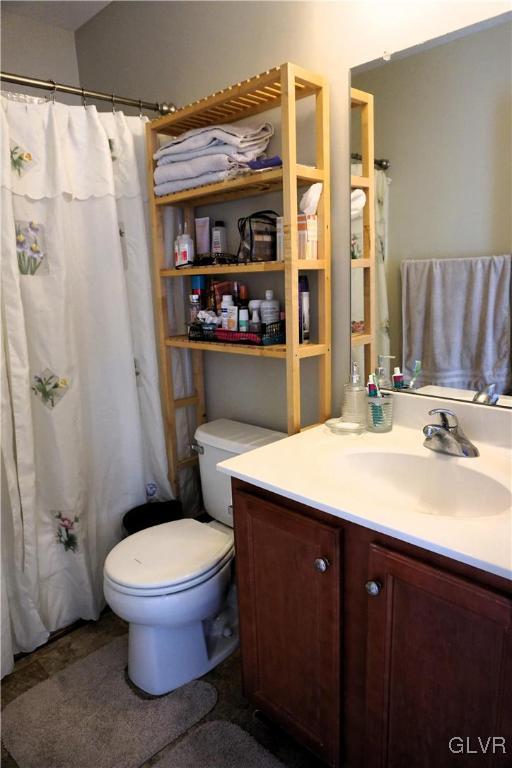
(247, 155, 282, 170)
(154, 168, 244, 197)
(154, 122, 273, 161)
(154, 153, 241, 185)
(156, 142, 266, 167)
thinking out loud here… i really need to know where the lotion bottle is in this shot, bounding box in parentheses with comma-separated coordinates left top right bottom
(260, 290, 280, 325)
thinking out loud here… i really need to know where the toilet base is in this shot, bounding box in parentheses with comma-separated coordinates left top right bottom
(127, 585, 239, 695)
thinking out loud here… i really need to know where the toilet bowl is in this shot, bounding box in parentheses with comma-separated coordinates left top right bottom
(104, 419, 285, 695)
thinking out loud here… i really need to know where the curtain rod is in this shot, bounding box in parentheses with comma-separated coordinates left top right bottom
(0, 71, 176, 116)
(351, 152, 390, 171)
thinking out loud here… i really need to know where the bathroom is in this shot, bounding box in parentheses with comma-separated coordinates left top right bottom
(1, 1, 511, 767)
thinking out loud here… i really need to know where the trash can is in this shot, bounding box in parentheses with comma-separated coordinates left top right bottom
(122, 500, 183, 537)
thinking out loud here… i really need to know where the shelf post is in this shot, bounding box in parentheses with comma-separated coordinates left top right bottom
(316, 78, 332, 422)
(281, 63, 301, 434)
(146, 122, 180, 497)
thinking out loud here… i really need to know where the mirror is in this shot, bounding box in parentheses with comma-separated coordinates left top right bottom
(350, 17, 512, 407)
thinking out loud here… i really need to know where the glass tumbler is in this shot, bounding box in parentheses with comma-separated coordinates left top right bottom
(366, 393, 394, 433)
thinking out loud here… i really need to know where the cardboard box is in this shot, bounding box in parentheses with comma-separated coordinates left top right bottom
(298, 214, 318, 260)
(276, 215, 318, 261)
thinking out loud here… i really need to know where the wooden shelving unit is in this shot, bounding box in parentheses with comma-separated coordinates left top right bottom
(146, 63, 331, 498)
(350, 87, 376, 379)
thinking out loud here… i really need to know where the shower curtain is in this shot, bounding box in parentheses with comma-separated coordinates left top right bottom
(351, 164, 390, 357)
(1, 93, 172, 676)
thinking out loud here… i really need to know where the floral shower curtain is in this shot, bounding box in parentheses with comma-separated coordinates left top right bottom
(1, 94, 171, 676)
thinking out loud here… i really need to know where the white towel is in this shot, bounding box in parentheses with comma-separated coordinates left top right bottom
(156, 142, 265, 167)
(351, 189, 366, 220)
(154, 122, 273, 161)
(154, 153, 241, 185)
(154, 168, 244, 197)
(401, 254, 512, 394)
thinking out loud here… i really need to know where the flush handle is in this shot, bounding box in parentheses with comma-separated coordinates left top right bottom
(365, 580, 382, 597)
(314, 557, 330, 573)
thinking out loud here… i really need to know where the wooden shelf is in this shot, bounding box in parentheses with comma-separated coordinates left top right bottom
(147, 63, 331, 497)
(166, 336, 328, 359)
(351, 332, 372, 347)
(150, 64, 323, 136)
(351, 259, 371, 269)
(154, 166, 323, 207)
(160, 260, 327, 278)
(351, 175, 369, 189)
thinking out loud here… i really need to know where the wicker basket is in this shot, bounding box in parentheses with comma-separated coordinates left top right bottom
(188, 320, 285, 346)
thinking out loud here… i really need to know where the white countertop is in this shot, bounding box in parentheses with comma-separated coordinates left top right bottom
(218, 423, 512, 581)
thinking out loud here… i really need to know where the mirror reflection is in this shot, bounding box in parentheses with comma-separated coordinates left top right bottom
(350, 19, 512, 406)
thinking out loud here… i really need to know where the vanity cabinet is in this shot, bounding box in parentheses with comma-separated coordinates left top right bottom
(232, 481, 512, 768)
(365, 543, 512, 768)
(233, 488, 342, 767)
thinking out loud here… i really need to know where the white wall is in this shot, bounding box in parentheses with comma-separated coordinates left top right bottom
(352, 21, 512, 357)
(1, 12, 80, 104)
(75, 1, 511, 430)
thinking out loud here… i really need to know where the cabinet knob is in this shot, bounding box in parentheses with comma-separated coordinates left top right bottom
(365, 580, 382, 597)
(314, 557, 330, 573)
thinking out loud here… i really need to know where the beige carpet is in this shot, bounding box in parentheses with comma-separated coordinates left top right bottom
(158, 721, 286, 768)
(2, 635, 217, 768)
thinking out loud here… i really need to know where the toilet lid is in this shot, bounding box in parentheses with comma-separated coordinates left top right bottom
(104, 519, 233, 591)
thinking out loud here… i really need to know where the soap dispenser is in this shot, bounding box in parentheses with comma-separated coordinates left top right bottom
(375, 354, 395, 389)
(341, 361, 367, 428)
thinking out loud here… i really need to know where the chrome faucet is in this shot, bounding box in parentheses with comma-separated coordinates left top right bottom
(422, 408, 479, 458)
(472, 383, 499, 406)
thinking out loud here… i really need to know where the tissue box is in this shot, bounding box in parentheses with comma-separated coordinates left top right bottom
(276, 215, 318, 261)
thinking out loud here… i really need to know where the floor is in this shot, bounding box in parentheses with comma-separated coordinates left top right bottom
(1, 610, 323, 768)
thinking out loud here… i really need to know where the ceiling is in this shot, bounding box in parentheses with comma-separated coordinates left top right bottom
(2, 1, 111, 31)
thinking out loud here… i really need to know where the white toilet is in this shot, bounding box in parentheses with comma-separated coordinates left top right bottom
(104, 418, 285, 695)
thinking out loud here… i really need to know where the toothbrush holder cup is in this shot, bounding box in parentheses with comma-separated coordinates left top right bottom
(367, 393, 394, 433)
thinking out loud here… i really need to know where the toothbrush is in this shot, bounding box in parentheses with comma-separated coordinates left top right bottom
(409, 360, 422, 389)
(368, 374, 384, 425)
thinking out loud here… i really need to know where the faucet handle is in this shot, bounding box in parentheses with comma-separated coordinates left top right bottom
(428, 408, 458, 430)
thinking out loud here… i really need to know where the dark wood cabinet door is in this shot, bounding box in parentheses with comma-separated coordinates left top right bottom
(365, 543, 512, 768)
(234, 488, 342, 767)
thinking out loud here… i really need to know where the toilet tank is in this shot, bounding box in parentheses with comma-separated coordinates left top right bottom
(194, 419, 286, 528)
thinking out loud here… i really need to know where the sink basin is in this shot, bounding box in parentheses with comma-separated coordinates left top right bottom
(342, 452, 511, 518)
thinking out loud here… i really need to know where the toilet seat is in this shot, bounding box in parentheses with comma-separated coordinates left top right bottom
(104, 519, 234, 597)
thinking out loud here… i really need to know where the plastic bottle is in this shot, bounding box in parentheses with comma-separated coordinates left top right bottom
(221, 295, 234, 329)
(341, 361, 367, 427)
(191, 275, 206, 309)
(212, 221, 227, 254)
(298, 275, 310, 344)
(260, 289, 279, 325)
(189, 294, 200, 324)
(179, 221, 195, 266)
(249, 309, 262, 334)
(392, 366, 404, 389)
(174, 223, 183, 267)
(239, 308, 250, 332)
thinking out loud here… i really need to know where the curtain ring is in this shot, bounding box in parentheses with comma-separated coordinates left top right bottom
(139, 99, 143, 119)
(111, 93, 116, 114)
(81, 87, 87, 108)
(48, 79, 57, 103)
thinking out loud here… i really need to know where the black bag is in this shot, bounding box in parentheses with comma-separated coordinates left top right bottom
(237, 210, 279, 262)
